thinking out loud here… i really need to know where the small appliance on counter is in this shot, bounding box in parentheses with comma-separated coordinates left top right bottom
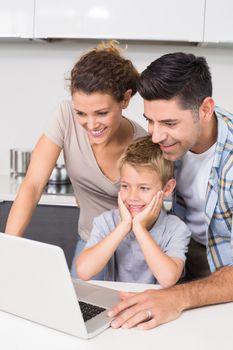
(10, 148, 31, 175)
(9, 154, 74, 196)
(44, 164, 74, 196)
(48, 164, 71, 185)
(44, 183, 74, 196)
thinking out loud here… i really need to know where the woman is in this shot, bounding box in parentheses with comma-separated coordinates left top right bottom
(5, 41, 147, 277)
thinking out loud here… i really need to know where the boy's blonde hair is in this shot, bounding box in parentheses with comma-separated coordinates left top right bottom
(118, 136, 174, 186)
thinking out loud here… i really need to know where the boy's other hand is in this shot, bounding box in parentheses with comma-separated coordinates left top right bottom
(132, 191, 164, 230)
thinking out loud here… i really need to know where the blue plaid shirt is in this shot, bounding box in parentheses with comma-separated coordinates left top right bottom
(173, 106, 233, 272)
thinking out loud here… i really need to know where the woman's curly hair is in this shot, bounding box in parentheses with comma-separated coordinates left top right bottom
(69, 41, 139, 101)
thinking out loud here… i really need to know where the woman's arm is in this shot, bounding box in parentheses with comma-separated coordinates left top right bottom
(5, 134, 61, 235)
(76, 221, 131, 280)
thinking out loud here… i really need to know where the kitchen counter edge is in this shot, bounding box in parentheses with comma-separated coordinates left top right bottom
(0, 174, 172, 210)
(0, 174, 77, 207)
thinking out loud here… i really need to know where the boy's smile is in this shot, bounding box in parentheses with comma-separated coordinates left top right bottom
(120, 163, 163, 218)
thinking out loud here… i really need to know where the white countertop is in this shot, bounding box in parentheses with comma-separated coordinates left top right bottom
(0, 279, 232, 350)
(0, 174, 76, 207)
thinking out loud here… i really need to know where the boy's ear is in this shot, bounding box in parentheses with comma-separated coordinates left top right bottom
(121, 89, 132, 109)
(163, 179, 176, 198)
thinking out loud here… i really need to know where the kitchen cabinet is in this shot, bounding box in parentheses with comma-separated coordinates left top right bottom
(0, 0, 34, 38)
(1, 1, 233, 44)
(0, 201, 79, 269)
(204, 0, 233, 43)
(34, 0, 205, 42)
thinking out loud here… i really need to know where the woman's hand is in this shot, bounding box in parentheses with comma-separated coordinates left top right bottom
(132, 191, 164, 231)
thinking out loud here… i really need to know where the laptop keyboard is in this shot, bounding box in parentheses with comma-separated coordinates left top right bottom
(79, 301, 106, 322)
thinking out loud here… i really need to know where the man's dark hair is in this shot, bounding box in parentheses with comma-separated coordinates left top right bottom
(137, 52, 212, 111)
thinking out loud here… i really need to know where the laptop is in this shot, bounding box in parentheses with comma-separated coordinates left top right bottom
(0, 233, 120, 339)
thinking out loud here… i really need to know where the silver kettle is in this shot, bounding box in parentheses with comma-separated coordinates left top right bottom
(48, 164, 71, 184)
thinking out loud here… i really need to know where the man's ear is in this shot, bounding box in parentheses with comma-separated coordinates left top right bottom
(121, 89, 132, 109)
(163, 179, 176, 198)
(199, 97, 215, 122)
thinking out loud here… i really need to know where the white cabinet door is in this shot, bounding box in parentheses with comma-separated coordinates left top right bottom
(0, 0, 34, 38)
(34, 0, 205, 42)
(204, 0, 233, 43)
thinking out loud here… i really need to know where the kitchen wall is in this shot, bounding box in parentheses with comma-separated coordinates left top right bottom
(1, 39, 233, 174)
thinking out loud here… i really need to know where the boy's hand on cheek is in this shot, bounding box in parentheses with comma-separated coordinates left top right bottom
(118, 192, 132, 230)
(132, 191, 164, 231)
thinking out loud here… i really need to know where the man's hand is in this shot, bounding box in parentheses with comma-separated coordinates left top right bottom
(108, 267, 233, 330)
(108, 287, 183, 330)
(132, 191, 164, 231)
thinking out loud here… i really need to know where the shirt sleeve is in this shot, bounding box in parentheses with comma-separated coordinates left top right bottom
(44, 101, 69, 148)
(84, 210, 118, 249)
(84, 217, 107, 249)
(162, 215, 191, 262)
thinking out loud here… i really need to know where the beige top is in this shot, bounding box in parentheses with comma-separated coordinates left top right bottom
(44, 100, 147, 241)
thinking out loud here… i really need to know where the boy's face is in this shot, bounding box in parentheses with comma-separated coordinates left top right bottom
(120, 163, 163, 218)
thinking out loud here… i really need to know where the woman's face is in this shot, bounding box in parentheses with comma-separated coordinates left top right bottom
(72, 91, 125, 145)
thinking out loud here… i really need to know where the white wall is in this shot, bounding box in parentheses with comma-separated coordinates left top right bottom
(1, 39, 233, 174)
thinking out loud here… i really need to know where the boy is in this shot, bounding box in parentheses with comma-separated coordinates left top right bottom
(76, 136, 191, 287)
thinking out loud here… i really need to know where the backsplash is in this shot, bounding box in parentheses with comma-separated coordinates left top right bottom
(1, 40, 233, 174)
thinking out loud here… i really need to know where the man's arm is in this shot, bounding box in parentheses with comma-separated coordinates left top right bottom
(108, 266, 233, 330)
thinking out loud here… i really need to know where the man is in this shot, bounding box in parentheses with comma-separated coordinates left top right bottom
(107, 52, 233, 330)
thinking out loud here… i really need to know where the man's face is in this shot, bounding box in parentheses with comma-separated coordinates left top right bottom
(143, 98, 202, 161)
